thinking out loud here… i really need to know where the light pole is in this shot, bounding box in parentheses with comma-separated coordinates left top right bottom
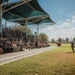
(37, 24, 39, 39)
(0, 4, 2, 35)
(5, 20, 7, 28)
(25, 19, 28, 37)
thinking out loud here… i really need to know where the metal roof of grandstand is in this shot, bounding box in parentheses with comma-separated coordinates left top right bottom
(0, 0, 7, 4)
(32, 17, 55, 25)
(27, 17, 55, 29)
(9, 17, 55, 28)
(0, 0, 23, 4)
(9, 15, 50, 25)
(2, 0, 49, 21)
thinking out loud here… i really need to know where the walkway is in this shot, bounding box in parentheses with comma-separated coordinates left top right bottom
(0, 46, 57, 65)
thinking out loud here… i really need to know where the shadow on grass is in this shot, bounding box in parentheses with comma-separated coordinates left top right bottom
(66, 52, 75, 54)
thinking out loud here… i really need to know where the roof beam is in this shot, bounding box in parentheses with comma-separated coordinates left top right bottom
(8, 15, 49, 23)
(8, 18, 26, 22)
(27, 2, 35, 10)
(28, 15, 49, 24)
(3, 0, 31, 13)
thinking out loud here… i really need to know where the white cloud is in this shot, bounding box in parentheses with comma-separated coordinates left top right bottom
(72, 19, 75, 24)
(66, 19, 70, 21)
(71, 15, 75, 24)
(72, 15, 75, 19)
(40, 15, 75, 41)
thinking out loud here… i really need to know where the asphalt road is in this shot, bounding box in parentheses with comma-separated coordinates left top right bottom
(0, 46, 57, 65)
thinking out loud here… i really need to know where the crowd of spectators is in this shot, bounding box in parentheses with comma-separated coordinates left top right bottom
(0, 28, 50, 55)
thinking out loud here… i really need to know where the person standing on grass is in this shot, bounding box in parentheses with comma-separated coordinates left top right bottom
(71, 41, 74, 53)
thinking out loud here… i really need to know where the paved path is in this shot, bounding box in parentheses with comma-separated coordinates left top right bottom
(0, 46, 57, 65)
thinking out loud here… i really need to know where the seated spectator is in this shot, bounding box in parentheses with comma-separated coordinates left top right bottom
(19, 39, 24, 51)
(3, 41, 13, 53)
(0, 42, 3, 54)
(30, 42, 35, 49)
(35, 41, 38, 48)
(46, 43, 50, 47)
(12, 41, 18, 52)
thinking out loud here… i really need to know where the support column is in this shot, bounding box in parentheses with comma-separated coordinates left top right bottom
(14, 23, 16, 39)
(36, 24, 39, 43)
(0, 4, 2, 35)
(37, 24, 39, 38)
(25, 19, 28, 37)
(5, 20, 7, 28)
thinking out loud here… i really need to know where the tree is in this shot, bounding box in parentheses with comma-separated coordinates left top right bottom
(13, 26, 32, 34)
(52, 38, 54, 43)
(73, 37, 75, 41)
(11, 26, 32, 39)
(12, 26, 32, 36)
(39, 33, 48, 42)
(65, 37, 69, 44)
(58, 38, 62, 43)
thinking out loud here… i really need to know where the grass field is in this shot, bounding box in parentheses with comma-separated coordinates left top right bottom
(0, 44, 75, 75)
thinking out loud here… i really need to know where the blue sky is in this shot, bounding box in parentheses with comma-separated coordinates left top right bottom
(38, 0, 75, 41)
(3, 0, 75, 41)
